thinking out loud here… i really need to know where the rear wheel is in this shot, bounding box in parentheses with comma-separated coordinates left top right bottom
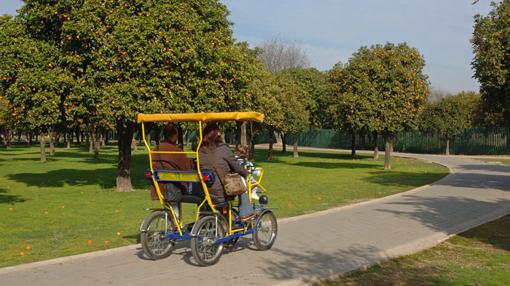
(140, 210, 175, 260)
(191, 215, 226, 266)
(253, 210, 277, 250)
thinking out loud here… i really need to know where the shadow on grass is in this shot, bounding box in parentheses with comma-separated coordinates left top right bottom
(123, 233, 141, 244)
(51, 149, 119, 162)
(7, 164, 148, 190)
(0, 187, 26, 204)
(364, 171, 447, 188)
(459, 215, 510, 251)
(254, 149, 372, 162)
(287, 161, 377, 169)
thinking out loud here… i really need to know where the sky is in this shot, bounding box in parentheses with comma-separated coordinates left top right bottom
(1, 0, 494, 93)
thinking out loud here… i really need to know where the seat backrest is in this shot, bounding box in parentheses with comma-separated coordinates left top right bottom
(153, 169, 215, 185)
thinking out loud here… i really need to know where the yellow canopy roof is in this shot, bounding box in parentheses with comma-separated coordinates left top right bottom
(137, 112, 264, 123)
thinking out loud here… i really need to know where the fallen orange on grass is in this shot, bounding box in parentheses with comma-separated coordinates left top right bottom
(87, 240, 93, 246)
(8, 207, 14, 212)
(116, 232, 121, 236)
(104, 240, 110, 247)
(25, 245, 32, 251)
(19, 251, 25, 256)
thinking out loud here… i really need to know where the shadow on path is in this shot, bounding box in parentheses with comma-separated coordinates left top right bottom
(376, 195, 510, 234)
(259, 245, 383, 283)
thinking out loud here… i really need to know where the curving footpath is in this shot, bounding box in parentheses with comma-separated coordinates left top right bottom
(1, 153, 510, 286)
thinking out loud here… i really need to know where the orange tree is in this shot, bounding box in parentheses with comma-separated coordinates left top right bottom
(0, 15, 74, 161)
(420, 92, 480, 155)
(330, 43, 429, 169)
(20, 0, 260, 191)
(472, 1, 510, 127)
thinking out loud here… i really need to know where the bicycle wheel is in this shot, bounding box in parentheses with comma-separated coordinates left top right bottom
(252, 210, 277, 250)
(191, 215, 226, 266)
(140, 210, 175, 260)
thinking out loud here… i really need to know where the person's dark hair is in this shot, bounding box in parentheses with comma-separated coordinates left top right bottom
(163, 124, 178, 143)
(202, 123, 222, 147)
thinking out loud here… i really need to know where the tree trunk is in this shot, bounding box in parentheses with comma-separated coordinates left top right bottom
(373, 132, 379, 160)
(445, 138, 450, 156)
(66, 132, 71, 149)
(292, 134, 299, 159)
(131, 137, 137, 151)
(104, 130, 109, 145)
(383, 133, 394, 170)
(48, 129, 55, 155)
(5, 130, 11, 148)
(268, 141, 274, 160)
(116, 121, 135, 192)
(88, 132, 93, 153)
(17, 131, 21, 144)
(360, 131, 366, 150)
(55, 133, 61, 145)
(267, 129, 275, 160)
(281, 133, 286, 152)
(239, 121, 248, 147)
(92, 132, 100, 160)
(351, 130, 356, 158)
(27, 132, 32, 147)
(39, 131, 47, 162)
(248, 123, 255, 161)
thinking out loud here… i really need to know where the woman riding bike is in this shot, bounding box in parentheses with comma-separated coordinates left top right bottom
(198, 123, 256, 221)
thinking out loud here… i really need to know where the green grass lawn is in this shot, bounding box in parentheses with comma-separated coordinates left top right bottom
(0, 145, 447, 267)
(322, 215, 510, 286)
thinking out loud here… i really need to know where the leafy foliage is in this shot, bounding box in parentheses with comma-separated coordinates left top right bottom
(279, 68, 332, 129)
(472, 1, 510, 126)
(0, 15, 68, 133)
(420, 92, 480, 140)
(330, 43, 429, 135)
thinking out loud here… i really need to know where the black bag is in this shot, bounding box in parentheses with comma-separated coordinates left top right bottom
(163, 183, 182, 202)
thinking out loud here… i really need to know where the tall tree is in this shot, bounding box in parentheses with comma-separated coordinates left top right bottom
(420, 92, 480, 155)
(472, 0, 510, 127)
(258, 38, 310, 152)
(279, 68, 332, 129)
(0, 15, 70, 161)
(21, 0, 249, 191)
(330, 43, 429, 169)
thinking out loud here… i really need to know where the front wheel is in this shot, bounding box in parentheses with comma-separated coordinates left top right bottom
(140, 210, 175, 260)
(191, 215, 226, 266)
(253, 210, 277, 250)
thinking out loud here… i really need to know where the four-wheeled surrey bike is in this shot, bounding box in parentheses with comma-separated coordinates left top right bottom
(138, 112, 277, 266)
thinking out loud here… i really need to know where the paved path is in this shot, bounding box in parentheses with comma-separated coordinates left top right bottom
(1, 153, 510, 286)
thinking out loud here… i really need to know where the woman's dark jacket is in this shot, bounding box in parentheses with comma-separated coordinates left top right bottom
(198, 143, 249, 202)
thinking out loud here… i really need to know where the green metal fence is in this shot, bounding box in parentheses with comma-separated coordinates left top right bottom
(260, 128, 510, 155)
